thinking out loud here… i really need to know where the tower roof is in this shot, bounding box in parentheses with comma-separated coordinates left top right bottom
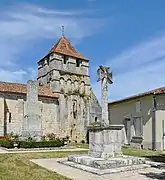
(49, 36, 88, 61)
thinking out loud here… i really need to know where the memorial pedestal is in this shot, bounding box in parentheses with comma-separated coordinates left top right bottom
(59, 125, 148, 175)
(88, 125, 123, 158)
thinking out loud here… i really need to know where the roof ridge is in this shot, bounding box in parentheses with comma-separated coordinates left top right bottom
(0, 81, 26, 85)
(0, 81, 58, 99)
(109, 86, 165, 104)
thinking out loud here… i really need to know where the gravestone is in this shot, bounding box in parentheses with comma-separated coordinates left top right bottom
(22, 80, 43, 140)
(59, 66, 148, 175)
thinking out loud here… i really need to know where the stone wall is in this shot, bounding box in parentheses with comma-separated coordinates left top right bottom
(0, 91, 59, 137)
(0, 94, 25, 135)
(89, 89, 102, 123)
(109, 95, 154, 149)
(39, 97, 60, 136)
(38, 53, 89, 82)
(0, 95, 4, 135)
(154, 95, 165, 150)
(58, 93, 90, 142)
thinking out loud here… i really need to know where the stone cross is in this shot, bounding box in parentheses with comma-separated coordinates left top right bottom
(97, 66, 113, 126)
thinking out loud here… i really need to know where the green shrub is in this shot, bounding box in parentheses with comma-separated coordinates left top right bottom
(0, 139, 13, 148)
(0, 138, 64, 149)
(19, 139, 64, 148)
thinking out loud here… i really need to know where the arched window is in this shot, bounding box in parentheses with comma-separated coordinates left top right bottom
(67, 79, 72, 93)
(95, 117, 98, 122)
(60, 78, 65, 92)
(80, 81, 85, 94)
(9, 112, 12, 123)
(74, 80, 79, 92)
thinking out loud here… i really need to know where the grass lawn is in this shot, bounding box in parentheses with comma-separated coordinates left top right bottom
(67, 142, 89, 149)
(0, 150, 88, 180)
(123, 146, 165, 162)
(0, 146, 165, 180)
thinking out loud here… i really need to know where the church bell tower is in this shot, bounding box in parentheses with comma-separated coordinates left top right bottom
(37, 34, 90, 142)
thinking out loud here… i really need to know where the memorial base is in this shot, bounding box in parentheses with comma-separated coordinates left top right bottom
(59, 155, 148, 175)
(58, 125, 148, 175)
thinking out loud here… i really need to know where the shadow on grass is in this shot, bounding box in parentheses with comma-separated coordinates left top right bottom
(139, 154, 165, 179)
(123, 146, 165, 163)
(137, 152, 165, 179)
(122, 147, 165, 179)
(140, 172, 165, 179)
(144, 154, 165, 163)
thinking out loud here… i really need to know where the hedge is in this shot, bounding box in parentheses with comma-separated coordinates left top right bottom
(0, 139, 13, 148)
(0, 139, 64, 149)
(19, 139, 64, 148)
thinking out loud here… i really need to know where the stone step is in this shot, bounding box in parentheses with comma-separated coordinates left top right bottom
(59, 157, 149, 175)
(68, 154, 145, 169)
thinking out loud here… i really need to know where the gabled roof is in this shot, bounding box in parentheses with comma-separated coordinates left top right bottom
(49, 36, 88, 61)
(0, 82, 58, 99)
(109, 86, 165, 105)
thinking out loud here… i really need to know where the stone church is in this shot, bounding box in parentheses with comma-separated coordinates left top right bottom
(0, 36, 101, 142)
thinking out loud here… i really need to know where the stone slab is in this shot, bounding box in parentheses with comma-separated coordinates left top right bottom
(67, 154, 145, 170)
(59, 159, 149, 175)
(58, 154, 148, 175)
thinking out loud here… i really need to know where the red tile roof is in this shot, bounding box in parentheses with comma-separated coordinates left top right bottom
(109, 86, 165, 105)
(49, 36, 88, 61)
(0, 82, 58, 99)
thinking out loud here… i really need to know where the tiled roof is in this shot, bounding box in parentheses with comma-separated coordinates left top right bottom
(109, 86, 165, 105)
(49, 36, 88, 61)
(0, 82, 58, 99)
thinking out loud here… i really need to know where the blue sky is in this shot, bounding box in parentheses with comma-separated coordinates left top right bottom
(0, 0, 165, 101)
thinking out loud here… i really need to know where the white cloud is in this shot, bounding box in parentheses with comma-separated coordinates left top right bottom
(18, 4, 96, 16)
(0, 3, 106, 83)
(92, 34, 165, 101)
(0, 68, 36, 83)
(108, 35, 165, 74)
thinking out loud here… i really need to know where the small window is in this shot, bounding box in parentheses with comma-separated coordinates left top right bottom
(76, 59, 81, 67)
(9, 113, 12, 123)
(63, 56, 68, 64)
